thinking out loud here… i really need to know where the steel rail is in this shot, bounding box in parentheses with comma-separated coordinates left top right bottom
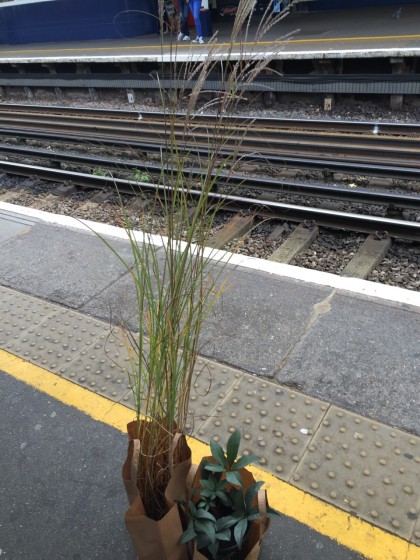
(0, 113, 420, 158)
(0, 122, 418, 170)
(0, 128, 419, 181)
(0, 103, 420, 136)
(1, 144, 419, 211)
(1, 160, 419, 241)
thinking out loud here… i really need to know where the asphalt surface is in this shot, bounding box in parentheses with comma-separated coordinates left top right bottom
(0, 371, 366, 560)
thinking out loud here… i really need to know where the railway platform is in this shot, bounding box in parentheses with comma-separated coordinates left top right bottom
(0, 202, 419, 560)
(0, 4, 419, 64)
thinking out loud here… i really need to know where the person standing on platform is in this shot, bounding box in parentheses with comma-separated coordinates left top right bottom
(164, 0, 179, 33)
(177, 0, 191, 41)
(190, 0, 204, 44)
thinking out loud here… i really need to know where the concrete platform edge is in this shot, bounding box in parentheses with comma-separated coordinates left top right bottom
(1, 201, 419, 309)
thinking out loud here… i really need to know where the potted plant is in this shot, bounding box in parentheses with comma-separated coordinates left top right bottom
(89, 0, 293, 555)
(106, 164, 231, 558)
(180, 431, 279, 559)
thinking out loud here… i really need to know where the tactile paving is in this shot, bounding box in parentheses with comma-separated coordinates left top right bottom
(2, 285, 420, 544)
(197, 373, 328, 479)
(412, 510, 420, 545)
(292, 406, 420, 540)
(186, 358, 242, 435)
(118, 355, 240, 433)
(0, 287, 62, 347)
(59, 331, 136, 401)
(4, 305, 108, 373)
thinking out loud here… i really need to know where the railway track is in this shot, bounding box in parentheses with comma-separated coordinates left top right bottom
(1, 104, 420, 136)
(0, 104, 419, 171)
(0, 104, 418, 284)
(0, 144, 418, 288)
(0, 158, 419, 241)
(1, 164, 419, 290)
(1, 144, 419, 212)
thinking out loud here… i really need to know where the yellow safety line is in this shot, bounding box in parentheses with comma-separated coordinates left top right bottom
(290, 33, 420, 44)
(0, 33, 419, 56)
(1, 348, 419, 560)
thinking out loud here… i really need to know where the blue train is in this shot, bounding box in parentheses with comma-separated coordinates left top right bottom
(0, 0, 417, 45)
(0, 0, 159, 45)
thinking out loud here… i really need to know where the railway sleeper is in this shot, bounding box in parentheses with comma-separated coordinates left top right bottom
(52, 183, 79, 197)
(268, 221, 319, 264)
(341, 233, 392, 280)
(127, 196, 155, 212)
(208, 213, 255, 249)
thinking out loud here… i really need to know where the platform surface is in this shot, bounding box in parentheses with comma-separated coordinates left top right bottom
(0, 202, 419, 560)
(0, 5, 419, 63)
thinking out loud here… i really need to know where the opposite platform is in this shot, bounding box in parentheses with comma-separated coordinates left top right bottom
(0, 5, 419, 64)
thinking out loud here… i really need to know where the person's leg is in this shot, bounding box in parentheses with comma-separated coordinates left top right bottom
(179, 0, 190, 38)
(191, 0, 203, 39)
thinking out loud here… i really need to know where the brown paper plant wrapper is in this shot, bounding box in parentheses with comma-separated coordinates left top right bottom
(122, 420, 192, 560)
(186, 459, 271, 560)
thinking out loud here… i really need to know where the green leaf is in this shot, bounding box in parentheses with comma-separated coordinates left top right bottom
(200, 459, 211, 477)
(215, 529, 231, 542)
(246, 505, 259, 517)
(232, 488, 245, 511)
(207, 540, 219, 560)
(226, 430, 241, 467)
(188, 500, 197, 515)
(195, 509, 216, 522)
(226, 470, 243, 487)
(234, 518, 249, 549)
(210, 439, 227, 468)
(245, 481, 265, 509)
(180, 521, 197, 544)
(215, 479, 228, 492)
(197, 532, 212, 550)
(215, 491, 231, 506)
(267, 505, 281, 518)
(233, 454, 260, 471)
(204, 463, 225, 473)
(200, 479, 217, 491)
(216, 515, 239, 531)
(194, 519, 216, 543)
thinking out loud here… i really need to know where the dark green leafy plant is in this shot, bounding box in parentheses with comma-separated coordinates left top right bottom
(180, 430, 279, 559)
(134, 169, 151, 183)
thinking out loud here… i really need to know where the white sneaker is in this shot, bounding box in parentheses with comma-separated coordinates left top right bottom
(192, 36, 204, 44)
(182, 35, 191, 41)
(177, 32, 184, 41)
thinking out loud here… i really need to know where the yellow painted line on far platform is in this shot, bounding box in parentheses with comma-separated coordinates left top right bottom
(285, 33, 420, 44)
(1, 348, 419, 560)
(221, 33, 420, 48)
(0, 33, 420, 57)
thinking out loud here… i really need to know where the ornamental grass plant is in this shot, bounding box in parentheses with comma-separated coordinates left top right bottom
(99, 0, 296, 526)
